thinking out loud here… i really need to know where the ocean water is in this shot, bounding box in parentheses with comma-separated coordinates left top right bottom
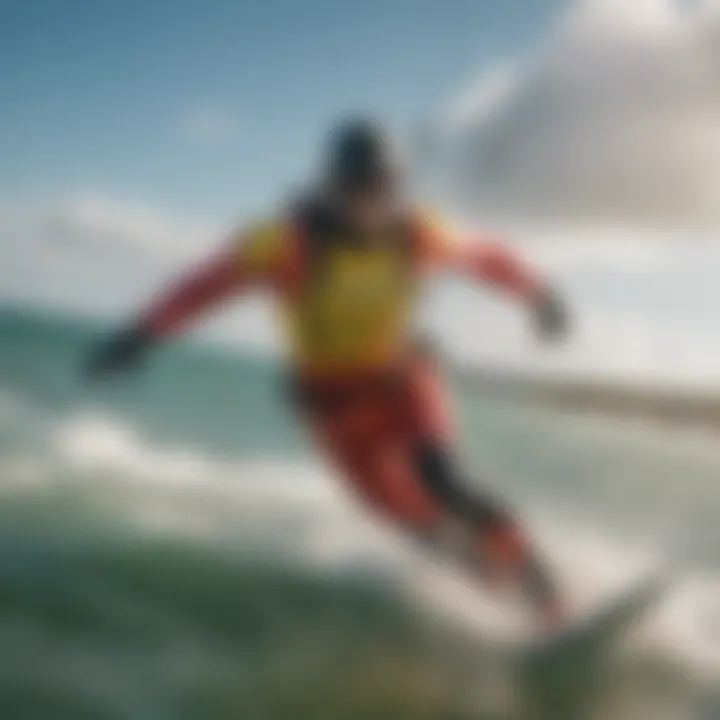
(0, 306, 718, 719)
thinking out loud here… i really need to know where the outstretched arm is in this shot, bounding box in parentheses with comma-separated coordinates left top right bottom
(84, 222, 283, 380)
(417, 217, 568, 341)
(138, 246, 255, 338)
(442, 238, 546, 304)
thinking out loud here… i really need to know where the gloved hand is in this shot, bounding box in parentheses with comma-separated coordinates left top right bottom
(83, 325, 154, 382)
(532, 285, 570, 343)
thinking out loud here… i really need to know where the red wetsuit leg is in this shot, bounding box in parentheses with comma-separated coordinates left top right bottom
(303, 368, 561, 622)
(398, 355, 527, 565)
(400, 357, 560, 613)
(305, 381, 442, 529)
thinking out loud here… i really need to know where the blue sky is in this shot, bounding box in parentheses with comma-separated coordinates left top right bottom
(0, 0, 564, 221)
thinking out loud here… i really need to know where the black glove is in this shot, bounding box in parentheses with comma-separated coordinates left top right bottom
(532, 286, 569, 343)
(83, 325, 154, 382)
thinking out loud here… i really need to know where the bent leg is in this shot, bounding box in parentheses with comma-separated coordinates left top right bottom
(414, 442, 559, 611)
(404, 354, 562, 621)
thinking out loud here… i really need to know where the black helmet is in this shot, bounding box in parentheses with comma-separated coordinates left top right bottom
(325, 118, 402, 194)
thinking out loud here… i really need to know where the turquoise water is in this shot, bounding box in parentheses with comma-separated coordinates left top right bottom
(0, 306, 718, 719)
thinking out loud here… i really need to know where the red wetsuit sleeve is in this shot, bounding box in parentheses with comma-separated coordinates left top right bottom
(413, 213, 544, 302)
(136, 219, 289, 338)
(138, 248, 255, 337)
(449, 241, 545, 302)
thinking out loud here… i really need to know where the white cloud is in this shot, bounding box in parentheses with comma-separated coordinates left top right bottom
(50, 192, 214, 258)
(177, 103, 243, 146)
(429, 0, 720, 226)
(439, 64, 520, 137)
(0, 193, 210, 313)
(0, 192, 281, 349)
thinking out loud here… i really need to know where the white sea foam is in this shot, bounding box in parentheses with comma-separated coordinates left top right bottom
(0, 387, 717, 691)
(29, 409, 719, 683)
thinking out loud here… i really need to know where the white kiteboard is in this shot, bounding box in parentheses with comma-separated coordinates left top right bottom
(510, 574, 666, 716)
(519, 573, 666, 665)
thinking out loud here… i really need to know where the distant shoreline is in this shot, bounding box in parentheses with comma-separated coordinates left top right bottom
(455, 367, 720, 429)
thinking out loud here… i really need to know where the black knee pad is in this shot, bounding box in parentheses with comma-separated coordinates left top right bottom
(414, 443, 513, 530)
